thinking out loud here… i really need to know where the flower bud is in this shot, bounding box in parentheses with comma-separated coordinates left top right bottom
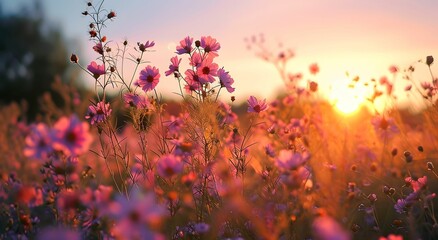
(82, 11, 88, 16)
(195, 40, 201, 48)
(418, 146, 424, 152)
(426, 56, 434, 66)
(427, 162, 434, 170)
(70, 54, 78, 63)
(107, 11, 116, 19)
(87, 2, 92, 6)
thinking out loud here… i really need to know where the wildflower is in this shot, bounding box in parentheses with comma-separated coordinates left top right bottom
(52, 115, 93, 156)
(87, 61, 105, 78)
(379, 234, 403, 240)
(275, 150, 310, 170)
(93, 43, 103, 55)
(184, 69, 202, 92)
(394, 199, 407, 214)
(85, 101, 112, 125)
(200, 36, 220, 56)
(157, 154, 183, 178)
(189, 52, 202, 67)
(371, 115, 399, 140)
(194, 222, 210, 234)
(37, 227, 80, 240)
(389, 65, 398, 73)
(312, 216, 350, 240)
(138, 41, 155, 52)
(218, 68, 235, 93)
(24, 123, 54, 160)
(309, 63, 319, 75)
(309, 81, 318, 92)
(176, 36, 193, 55)
(247, 96, 268, 113)
(107, 11, 116, 19)
(197, 56, 218, 84)
(123, 93, 154, 110)
(165, 56, 181, 76)
(137, 66, 160, 92)
(111, 191, 166, 240)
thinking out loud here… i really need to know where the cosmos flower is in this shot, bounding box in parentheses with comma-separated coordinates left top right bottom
(137, 66, 160, 92)
(200, 36, 220, 56)
(138, 41, 155, 52)
(184, 69, 202, 92)
(275, 150, 310, 171)
(247, 96, 268, 113)
(92, 43, 103, 55)
(309, 63, 319, 75)
(87, 61, 105, 78)
(23, 123, 54, 160)
(197, 56, 218, 84)
(189, 52, 203, 67)
(165, 56, 181, 76)
(123, 93, 154, 110)
(218, 68, 235, 93)
(156, 154, 183, 178)
(176, 36, 193, 55)
(312, 216, 350, 240)
(85, 101, 112, 125)
(371, 115, 399, 140)
(379, 234, 403, 240)
(52, 115, 93, 156)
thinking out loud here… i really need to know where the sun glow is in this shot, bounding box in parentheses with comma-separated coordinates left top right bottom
(329, 82, 368, 115)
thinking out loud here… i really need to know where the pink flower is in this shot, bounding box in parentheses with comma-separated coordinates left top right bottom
(123, 93, 154, 110)
(275, 150, 310, 170)
(379, 234, 403, 240)
(93, 43, 103, 55)
(87, 61, 105, 78)
(200, 36, 220, 56)
(309, 63, 319, 75)
(197, 56, 218, 84)
(138, 40, 155, 52)
(176, 36, 193, 55)
(184, 69, 201, 92)
(52, 115, 93, 156)
(312, 216, 350, 240)
(137, 66, 160, 92)
(247, 96, 268, 113)
(189, 52, 202, 67)
(371, 115, 399, 140)
(24, 123, 54, 160)
(85, 101, 112, 125)
(165, 56, 181, 76)
(156, 154, 183, 178)
(389, 65, 398, 74)
(218, 68, 235, 93)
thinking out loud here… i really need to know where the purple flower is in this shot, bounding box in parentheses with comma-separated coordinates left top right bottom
(24, 123, 54, 160)
(247, 96, 268, 113)
(52, 115, 93, 156)
(138, 40, 155, 51)
(371, 115, 399, 140)
(87, 61, 105, 78)
(156, 154, 183, 178)
(85, 101, 112, 125)
(275, 150, 310, 170)
(165, 56, 181, 76)
(123, 93, 154, 110)
(218, 68, 235, 93)
(194, 222, 210, 234)
(176, 36, 193, 55)
(137, 66, 160, 92)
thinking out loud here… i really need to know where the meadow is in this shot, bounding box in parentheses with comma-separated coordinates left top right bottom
(1, 1, 438, 240)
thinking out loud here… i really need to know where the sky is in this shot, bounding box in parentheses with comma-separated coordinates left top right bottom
(3, 0, 438, 111)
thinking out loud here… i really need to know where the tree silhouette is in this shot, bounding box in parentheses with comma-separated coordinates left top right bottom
(0, 1, 70, 119)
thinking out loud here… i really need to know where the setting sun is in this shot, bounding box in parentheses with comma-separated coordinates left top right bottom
(329, 82, 368, 115)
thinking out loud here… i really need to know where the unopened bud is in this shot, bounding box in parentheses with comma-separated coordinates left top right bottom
(70, 54, 78, 63)
(195, 40, 201, 48)
(426, 56, 434, 66)
(107, 11, 116, 19)
(427, 162, 434, 170)
(418, 146, 424, 152)
(87, 2, 92, 6)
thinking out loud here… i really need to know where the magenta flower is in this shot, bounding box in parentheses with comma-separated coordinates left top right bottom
(275, 150, 310, 171)
(52, 115, 93, 156)
(184, 69, 202, 92)
(165, 56, 181, 76)
(85, 101, 112, 125)
(189, 52, 202, 67)
(138, 40, 155, 52)
(137, 66, 160, 92)
(23, 123, 54, 160)
(371, 115, 399, 140)
(156, 154, 183, 178)
(312, 216, 350, 240)
(176, 36, 193, 55)
(218, 68, 235, 93)
(200, 36, 220, 56)
(197, 56, 218, 84)
(379, 234, 403, 240)
(93, 43, 103, 54)
(87, 61, 105, 78)
(247, 96, 268, 113)
(123, 93, 154, 110)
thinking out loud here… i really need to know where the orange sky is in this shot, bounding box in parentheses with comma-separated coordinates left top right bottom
(4, 0, 438, 111)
